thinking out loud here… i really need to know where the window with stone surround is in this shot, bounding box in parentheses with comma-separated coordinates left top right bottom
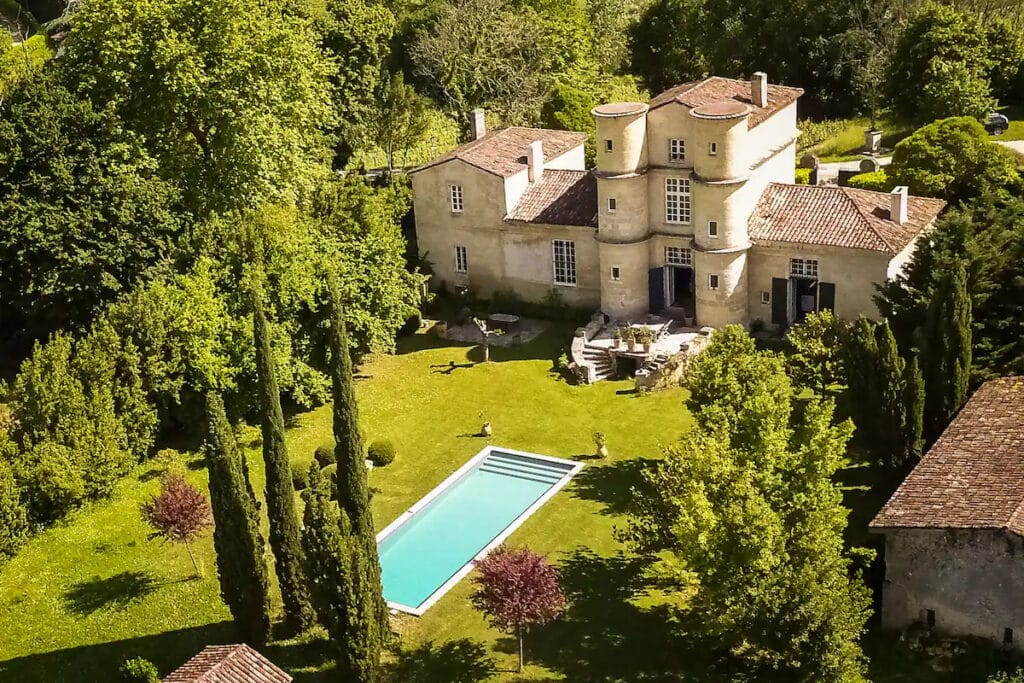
(708, 220, 718, 238)
(607, 197, 617, 213)
(665, 246, 692, 266)
(449, 184, 464, 213)
(610, 266, 621, 281)
(790, 258, 819, 278)
(669, 139, 686, 163)
(455, 245, 468, 273)
(552, 239, 577, 286)
(708, 274, 720, 290)
(665, 178, 691, 224)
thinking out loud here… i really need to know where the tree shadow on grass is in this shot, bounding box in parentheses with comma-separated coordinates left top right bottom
(0, 621, 338, 683)
(62, 571, 163, 616)
(569, 457, 660, 515)
(527, 548, 703, 681)
(384, 638, 494, 682)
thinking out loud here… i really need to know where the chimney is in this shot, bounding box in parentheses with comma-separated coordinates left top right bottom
(470, 108, 486, 140)
(890, 186, 909, 224)
(751, 72, 768, 108)
(528, 140, 544, 183)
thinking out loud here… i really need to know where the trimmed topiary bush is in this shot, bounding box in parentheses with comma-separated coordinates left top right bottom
(367, 440, 396, 467)
(119, 657, 159, 683)
(314, 443, 335, 468)
(794, 167, 811, 185)
(291, 461, 310, 491)
(321, 463, 338, 500)
(847, 169, 893, 192)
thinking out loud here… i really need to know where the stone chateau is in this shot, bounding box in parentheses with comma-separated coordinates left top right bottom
(410, 73, 946, 327)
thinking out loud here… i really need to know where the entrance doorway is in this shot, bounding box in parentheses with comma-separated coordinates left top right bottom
(665, 266, 695, 318)
(791, 277, 817, 323)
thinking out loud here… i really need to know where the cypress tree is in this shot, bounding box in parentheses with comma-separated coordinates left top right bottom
(874, 321, 906, 465)
(922, 262, 973, 440)
(254, 303, 313, 633)
(842, 317, 880, 444)
(900, 354, 925, 466)
(203, 391, 272, 646)
(326, 276, 389, 677)
(300, 463, 362, 678)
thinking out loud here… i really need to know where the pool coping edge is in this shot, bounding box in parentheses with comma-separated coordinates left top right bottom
(376, 445, 584, 616)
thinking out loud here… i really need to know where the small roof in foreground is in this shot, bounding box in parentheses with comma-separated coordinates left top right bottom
(648, 76, 804, 128)
(410, 127, 588, 178)
(871, 377, 1024, 535)
(749, 183, 946, 253)
(506, 170, 597, 228)
(163, 644, 292, 683)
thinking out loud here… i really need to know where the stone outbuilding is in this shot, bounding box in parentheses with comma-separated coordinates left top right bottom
(163, 644, 292, 683)
(410, 73, 946, 328)
(871, 376, 1024, 649)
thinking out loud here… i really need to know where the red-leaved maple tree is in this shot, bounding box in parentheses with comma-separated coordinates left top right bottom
(141, 474, 212, 577)
(471, 545, 566, 672)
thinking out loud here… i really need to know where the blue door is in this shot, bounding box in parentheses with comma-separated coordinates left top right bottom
(648, 268, 664, 313)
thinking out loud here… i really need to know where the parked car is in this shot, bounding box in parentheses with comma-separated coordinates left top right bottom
(985, 112, 1010, 135)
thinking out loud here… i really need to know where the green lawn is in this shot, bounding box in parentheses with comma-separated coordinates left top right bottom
(0, 325, 1011, 681)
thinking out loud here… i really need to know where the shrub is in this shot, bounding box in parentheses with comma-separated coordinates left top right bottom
(797, 119, 848, 151)
(367, 440, 396, 466)
(291, 461, 310, 490)
(322, 463, 338, 499)
(794, 168, 811, 185)
(847, 170, 893, 192)
(314, 443, 335, 468)
(0, 459, 28, 561)
(119, 657, 160, 683)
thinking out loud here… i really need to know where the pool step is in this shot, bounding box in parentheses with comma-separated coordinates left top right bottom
(486, 452, 571, 475)
(478, 465, 565, 485)
(480, 461, 566, 480)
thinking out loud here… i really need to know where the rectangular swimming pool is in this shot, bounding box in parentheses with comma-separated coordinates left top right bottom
(376, 446, 582, 615)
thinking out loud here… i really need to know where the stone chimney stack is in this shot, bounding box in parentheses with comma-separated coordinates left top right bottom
(751, 72, 768, 108)
(891, 186, 909, 224)
(470, 108, 486, 140)
(528, 140, 544, 183)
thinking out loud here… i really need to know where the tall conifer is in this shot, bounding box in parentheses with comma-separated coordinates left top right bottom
(326, 275, 388, 677)
(874, 321, 906, 463)
(922, 262, 973, 440)
(901, 354, 925, 465)
(203, 391, 272, 646)
(254, 302, 313, 632)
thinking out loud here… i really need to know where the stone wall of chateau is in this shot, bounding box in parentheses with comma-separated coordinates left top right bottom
(500, 222, 601, 307)
(746, 241, 891, 324)
(879, 528, 1024, 650)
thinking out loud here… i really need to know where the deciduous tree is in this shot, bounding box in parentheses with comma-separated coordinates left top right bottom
(625, 327, 871, 680)
(203, 391, 272, 646)
(471, 545, 566, 672)
(61, 0, 336, 214)
(141, 474, 212, 577)
(886, 3, 995, 123)
(888, 117, 1020, 204)
(785, 310, 848, 395)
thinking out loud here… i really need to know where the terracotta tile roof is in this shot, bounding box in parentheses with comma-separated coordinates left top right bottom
(409, 127, 588, 178)
(505, 170, 597, 227)
(163, 644, 292, 683)
(749, 183, 946, 253)
(648, 76, 804, 128)
(871, 377, 1024, 535)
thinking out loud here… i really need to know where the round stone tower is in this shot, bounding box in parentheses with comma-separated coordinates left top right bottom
(689, 101, 752, 328)
(591, 102, 651, 321)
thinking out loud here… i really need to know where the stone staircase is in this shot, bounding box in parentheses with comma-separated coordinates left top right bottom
(581, 343, 616, 382)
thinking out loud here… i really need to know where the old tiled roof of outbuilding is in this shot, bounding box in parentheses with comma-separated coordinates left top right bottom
(505, 170, 598, 228)
(163, 644, 292, 683)
(749, 183, 946, 254)
(409, 127, 588, 178)
(648, 76, 804, 128)
(871, 377, 1024, 536)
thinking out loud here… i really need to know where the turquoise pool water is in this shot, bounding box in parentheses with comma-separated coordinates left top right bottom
(378, 449, 577, 612)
